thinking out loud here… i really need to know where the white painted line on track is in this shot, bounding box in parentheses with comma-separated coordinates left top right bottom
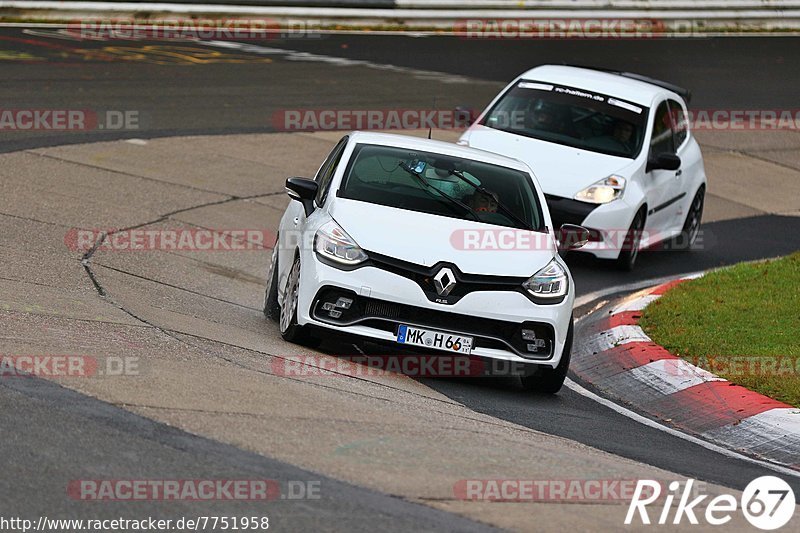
(610, 294, 659, 314)
(565, 377, 800, 479)
(628, 359, 726, 395)
(199, 39, 478, 84)
(573, 270, 704, 308)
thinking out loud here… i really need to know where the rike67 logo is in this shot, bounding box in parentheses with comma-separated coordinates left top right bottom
(626, 477, 795, 530)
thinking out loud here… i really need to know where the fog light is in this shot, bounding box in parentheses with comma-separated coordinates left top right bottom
(335, 297, 353, 309)
(521, 329, 537, 341)
(322, 302, 335, 311)
(329, 310, 342, 319)
(526, 340, 546, 352)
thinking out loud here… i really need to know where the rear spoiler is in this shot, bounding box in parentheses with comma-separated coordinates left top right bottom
(560, 64, 692, 104)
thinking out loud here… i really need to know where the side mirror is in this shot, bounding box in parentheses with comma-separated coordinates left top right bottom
(455, 106, 476, 127)
(646, 152, 681, 173)
(557, 224, 590, 251)
(285, 177, 318, 217)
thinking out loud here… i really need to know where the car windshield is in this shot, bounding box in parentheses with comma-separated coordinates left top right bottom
(338, 143, 545, 231)
(481, 80, 649, 159)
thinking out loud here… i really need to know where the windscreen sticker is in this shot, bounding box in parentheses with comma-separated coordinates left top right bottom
(518, 82, 554, 92)
(553, 86, 605, 102)
(608, 97, 644, 114)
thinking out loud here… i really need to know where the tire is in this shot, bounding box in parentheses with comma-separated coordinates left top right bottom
(263, 239, 280, 322)
(616, 208, 646, 271)
(520, 317, 573, 394)
(278, 254, 318, 346)
(676, 186, 705, 250)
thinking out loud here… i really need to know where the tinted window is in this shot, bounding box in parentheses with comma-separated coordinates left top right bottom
(315, 136, 348, 206)
(339, 144, 544, 231)
(481, 81, 648, 159)
(650, 101, 675, 156)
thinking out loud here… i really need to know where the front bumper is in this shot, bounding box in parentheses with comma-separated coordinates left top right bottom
(296, 253, 573, 368)
(546, 194, 636, 260)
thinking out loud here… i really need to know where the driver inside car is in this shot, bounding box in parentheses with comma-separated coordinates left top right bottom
(469, 190, 499, 213)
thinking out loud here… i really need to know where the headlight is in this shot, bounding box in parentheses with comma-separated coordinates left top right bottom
(314, 220, 368, 266)
(523, 259, 568, 302)
(574, 175, 626, 204)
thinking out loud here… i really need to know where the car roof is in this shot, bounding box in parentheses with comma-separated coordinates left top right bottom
(346, 131, 533, 173)
(517, 65, 683, 107)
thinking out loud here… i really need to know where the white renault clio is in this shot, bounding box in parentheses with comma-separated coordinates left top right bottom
(264, 132, 586, 392)
(459, 65, 707, 270)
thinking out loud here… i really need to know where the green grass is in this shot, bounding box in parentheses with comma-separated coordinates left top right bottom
(640, 252, 800, 407)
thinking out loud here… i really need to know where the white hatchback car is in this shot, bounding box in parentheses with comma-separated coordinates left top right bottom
(459, 65, 707, 270)
(264, 132, 586, 392)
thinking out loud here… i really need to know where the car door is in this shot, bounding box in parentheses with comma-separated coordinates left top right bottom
(278, 136, 348, 291)
(667, 98, 695, 230)
(643, 100, 681, 237)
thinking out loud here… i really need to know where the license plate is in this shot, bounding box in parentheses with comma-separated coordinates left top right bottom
(396, 325, 473, 354)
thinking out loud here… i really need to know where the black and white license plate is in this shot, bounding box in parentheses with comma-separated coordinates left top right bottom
(396, 325, 473, 354)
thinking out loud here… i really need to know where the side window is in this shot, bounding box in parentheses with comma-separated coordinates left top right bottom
(668, 99, 688, 149)
(315, 136, 348, 206)
(650, 101, 674, 156)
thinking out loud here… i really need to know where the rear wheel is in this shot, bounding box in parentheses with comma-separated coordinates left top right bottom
(616, 209, 646, 271)
(520, 318, 573, 394)
(677, 186, 705, 250)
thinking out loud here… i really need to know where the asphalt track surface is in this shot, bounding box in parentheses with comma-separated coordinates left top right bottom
(2, 27, 800, 525)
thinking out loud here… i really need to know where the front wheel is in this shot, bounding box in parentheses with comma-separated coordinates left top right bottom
(279, 255, 319, 346)
(263, 239, 280, 322)
(520, 318, 573, 394)
(615, 209, 645, 271)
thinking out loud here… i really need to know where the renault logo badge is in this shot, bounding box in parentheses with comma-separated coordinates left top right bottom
(433, 267, 456, 297)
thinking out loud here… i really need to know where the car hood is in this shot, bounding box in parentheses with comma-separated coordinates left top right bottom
(463, 125, 634, 198)
(329, 198, 555, 277)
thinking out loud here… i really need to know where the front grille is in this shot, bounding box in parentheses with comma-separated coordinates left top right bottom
(312, 287, 554, 359)
(365, 250, 528, 305)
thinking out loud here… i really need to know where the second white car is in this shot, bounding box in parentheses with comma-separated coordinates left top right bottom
(459, 65, 707, 270)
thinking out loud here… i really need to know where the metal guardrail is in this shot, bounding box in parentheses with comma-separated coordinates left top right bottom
(4, 0, 800, 30)
(11, 0, 800, 7)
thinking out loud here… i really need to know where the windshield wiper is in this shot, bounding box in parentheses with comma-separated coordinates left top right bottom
(397, 161, 481, 222)
(448, 169, 535, 231)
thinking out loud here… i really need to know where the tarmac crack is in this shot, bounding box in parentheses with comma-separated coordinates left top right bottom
(28, 149, 252, 197)
(76, 193, 280, 347)
(93, 263, 259, 311)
